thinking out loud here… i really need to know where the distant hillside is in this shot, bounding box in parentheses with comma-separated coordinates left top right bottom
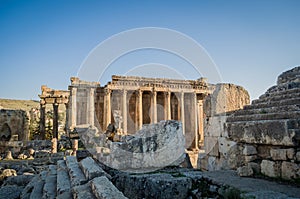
(0, 98, 39, 111)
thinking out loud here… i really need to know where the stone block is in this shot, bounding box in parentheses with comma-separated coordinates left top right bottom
(72, 182, 96, 199)
(91, 176, 127, 199)
(286, 148, 295, 159)
(296, 151, 300, 162)
(248, 162, 261, 174)
(244, 155, 257, 163)
(57, 160, 71, 197)
(261, 160, 281, 178)
(79, 157, 106, 181)
(204, 137, 219, 157)
(243, 145, 257, 155)
(270, 148, 287, 160)
(257, 145, 271, 159)
(281, 161, 299, 180)
(218, 137, 236, 157)
(204, 116, 227, 137)
(65, 156, 87, 187)
(237, 165, 253, 177)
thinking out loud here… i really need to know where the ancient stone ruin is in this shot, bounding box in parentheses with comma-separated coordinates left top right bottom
(199, 66, 300, 180)
(0, 66, 299, 199)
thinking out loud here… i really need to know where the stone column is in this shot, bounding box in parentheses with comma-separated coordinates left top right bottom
(105, 89, 111, 128)
(122, 90, 127, 133)
(193, 93, 198, 150)
(165, 92, 171, 120)
(65, 103, 69, 134)
(89, 88, 95, 126)
(198, 99, 204, 146)
(53, 103, 59, 139)
(180, 92, 185, 135)
(70, 87, 77, 129)
(152, 91, 157, 123)
(138, 90, 143, 129)
(39, 102, 46, 139)
(51, 138, 57, 153)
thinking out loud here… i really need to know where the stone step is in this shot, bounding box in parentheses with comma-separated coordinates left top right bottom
(226, 111, 300, 123)
(57, 160, 72, 199)
(90, 176, 128, 199)
(252, 90, 300, 105)
(258, 87, 300, 100)
(72, 182, 96, 199)
(65, 156, 87, 187)
(243, 97, 300, 110)
(42, 165, 57, 199)
(30, 171, 47, 199)
(232, 104, 300, 116)
(79, 157, 107, 181)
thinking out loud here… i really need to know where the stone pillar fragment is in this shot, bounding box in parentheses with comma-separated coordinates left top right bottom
(51, 138, 57, 153)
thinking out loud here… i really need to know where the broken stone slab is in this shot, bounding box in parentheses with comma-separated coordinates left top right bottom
(91, 176, 128, 199)
(72, 182, 96, 199)
(57, 160, 71, 197)
(42, 165, 57, 199)
(0, 185, 23, 199)
(65, 156, 87, 187)
(30, 171, 47, 199)
(79, 157, 106, 181)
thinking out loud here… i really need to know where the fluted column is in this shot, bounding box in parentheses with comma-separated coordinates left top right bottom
(198, 99, 204, 147)
(39, 101, 46, 139)
(53, 103, 59, 139)
(89, 88, 95, 126)
(180, 92, 185, 135)
(166, 92, 171, 120)
(123, 89, 127, 133)
(138, 90, 143, 129)
(105, 89, 111, 128)
(193, 93, 198, 150)
(65, 103, 69, 134)
(152, 91, 157, 123)
(70, 87, 77, 129)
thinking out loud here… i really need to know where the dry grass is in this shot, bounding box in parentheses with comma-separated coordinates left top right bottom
(0, 98, 39, 111)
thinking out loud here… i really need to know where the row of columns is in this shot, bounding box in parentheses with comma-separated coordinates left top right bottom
(103, 89, 204, 149)
(40, 102, 66, 140)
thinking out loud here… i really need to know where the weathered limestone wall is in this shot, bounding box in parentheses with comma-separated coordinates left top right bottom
(199, 66, 300, 181)
(200, 84, 250, 170)
(0, 109, 29, 142)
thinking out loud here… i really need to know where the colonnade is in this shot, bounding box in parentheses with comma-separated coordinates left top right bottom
(103, 89, 204, 149)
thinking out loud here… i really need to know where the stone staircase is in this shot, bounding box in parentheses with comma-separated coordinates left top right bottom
(226, 67, 300, 146)
(21, 156, 127, 199)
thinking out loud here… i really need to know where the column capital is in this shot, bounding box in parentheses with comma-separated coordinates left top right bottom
(104, 88, 111, 95)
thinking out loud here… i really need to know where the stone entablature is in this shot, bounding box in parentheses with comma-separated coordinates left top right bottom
(107, 75, 210, 93)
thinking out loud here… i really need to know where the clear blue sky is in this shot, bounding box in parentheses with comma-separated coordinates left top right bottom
(0, 0, 299, 100)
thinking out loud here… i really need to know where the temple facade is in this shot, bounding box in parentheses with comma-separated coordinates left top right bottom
(68, 76, 212, 150)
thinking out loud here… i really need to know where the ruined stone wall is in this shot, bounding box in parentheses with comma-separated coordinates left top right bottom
(0, 109, 29, 142)
(199, 66, 300, 181)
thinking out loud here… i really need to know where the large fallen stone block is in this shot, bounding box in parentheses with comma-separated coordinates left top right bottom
(79, 120, 185, 173)
(65, 156, 87, 186)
